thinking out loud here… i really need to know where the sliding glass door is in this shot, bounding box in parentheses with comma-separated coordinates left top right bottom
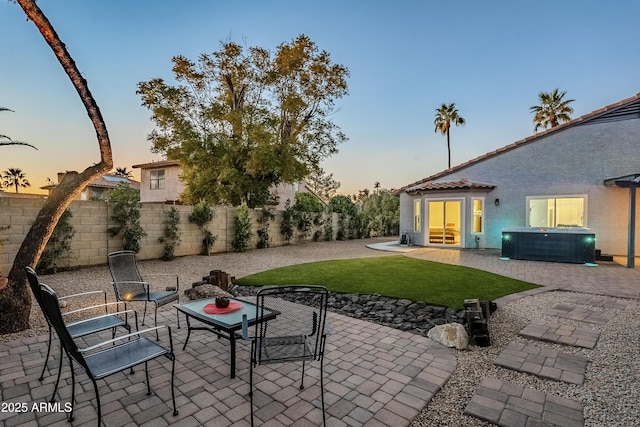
(428, 200, 462, 246)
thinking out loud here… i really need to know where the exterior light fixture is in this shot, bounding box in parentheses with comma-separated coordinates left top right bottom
(494, 199, 500, 206)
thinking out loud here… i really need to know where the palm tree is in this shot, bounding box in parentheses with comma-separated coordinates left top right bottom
(530, 88, 575, 133)
(1, 107, 38, 150)
(374, 181, 380, 194)
(434, 103, 466, 169)
(113, 167, 133, 178)
(2, 168, 31, 193)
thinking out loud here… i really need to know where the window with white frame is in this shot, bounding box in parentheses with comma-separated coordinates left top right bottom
(527, 196, 586, 227)
(150, 169, 165, 190)
(472, 198, 484, 233)
(414, 199, 421, 232)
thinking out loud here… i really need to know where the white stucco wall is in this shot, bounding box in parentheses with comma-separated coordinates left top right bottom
(400, 117, 640, 256)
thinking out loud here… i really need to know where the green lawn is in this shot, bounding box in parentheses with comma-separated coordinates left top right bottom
(236, 255, 540, 309)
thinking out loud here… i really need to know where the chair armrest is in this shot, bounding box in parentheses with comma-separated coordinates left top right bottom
(113, 281, 151, 300)
(142, 274, 180, 292)
(62, 301, 127, 317)
(78, 324, 173, 353)
(67, 309, 138, 330)
(59, 290, 107, 301)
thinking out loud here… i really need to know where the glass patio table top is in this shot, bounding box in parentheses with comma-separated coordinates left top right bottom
(175, 298, 278, 378)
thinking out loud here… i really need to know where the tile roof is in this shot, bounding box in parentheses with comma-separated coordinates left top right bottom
(396, 92, 640, 194)
(40, 174, 140, 191)
(89, 175, 140, 190)
(404, 178, 495, 194)
(132, 160, 180, 169)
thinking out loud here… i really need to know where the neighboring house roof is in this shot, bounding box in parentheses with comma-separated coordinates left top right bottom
(132, 160, 180, 169)
(89, 175, 140, 190)
(396, 92, 640, 194)
(404, 178, 496, 195)
(40, 173, 140, 191)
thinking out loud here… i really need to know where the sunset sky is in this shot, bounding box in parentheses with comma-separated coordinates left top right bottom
(1, 1, 639, 196)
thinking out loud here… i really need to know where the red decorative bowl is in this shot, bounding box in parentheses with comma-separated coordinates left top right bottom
(215, 297, 230, 308)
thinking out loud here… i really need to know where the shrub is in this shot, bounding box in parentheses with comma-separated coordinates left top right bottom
(256, 206, 275, 249)
(188, 199, 217, 255)
(361, 190, 400, 236)
(158, 206, 181, 260)
(37, 209, 75, 274)
(280, 199, 294, 243)
(107, 183, 146, 252)
(232, 202, 252, 252)
(323, 219, 333, 241)
(293, 193, 324, 239)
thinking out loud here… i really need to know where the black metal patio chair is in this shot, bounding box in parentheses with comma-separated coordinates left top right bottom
(38, 281, 179, 426)
(242, 285, 330, 427)
(26, 267, 134, 402)
(107, 250, 179, 336)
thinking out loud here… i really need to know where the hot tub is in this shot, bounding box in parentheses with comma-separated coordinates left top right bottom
(501, 227, 596, 264)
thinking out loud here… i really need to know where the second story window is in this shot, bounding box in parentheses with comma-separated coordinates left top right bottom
(150, 169, 165, 190)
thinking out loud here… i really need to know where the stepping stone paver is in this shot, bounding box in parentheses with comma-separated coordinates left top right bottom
(518, 320, 600, 349)
(464, 377, 584, 427)
(545, 304, 615, 325)
(561, 294, 630, 310)
(494, 342, 588, 384)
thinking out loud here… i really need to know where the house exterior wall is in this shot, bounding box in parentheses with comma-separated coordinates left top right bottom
(137, 163, 308, 207)
(402, 190, 494, 248)
(138, 164, 185, 203)
(274, 182, 309, 210)
(400, 117, 640, 256)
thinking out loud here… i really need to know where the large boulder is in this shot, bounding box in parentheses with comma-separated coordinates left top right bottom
(184, 284, 233, 301)
(427, 323, 469, 350)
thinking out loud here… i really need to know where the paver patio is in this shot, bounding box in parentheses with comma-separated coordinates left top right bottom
(0, 304, 457, 427)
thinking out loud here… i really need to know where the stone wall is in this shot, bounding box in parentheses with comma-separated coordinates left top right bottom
(0, 196, 340, 274)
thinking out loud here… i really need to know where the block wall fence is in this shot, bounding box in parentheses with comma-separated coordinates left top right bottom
(0, 197, 340, 275)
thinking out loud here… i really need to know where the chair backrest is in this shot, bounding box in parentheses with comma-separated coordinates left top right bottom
(35, 277, 91, 371)
(254, 285, 329, 361)
(108, 251, 146, 300)
(25, 267, 48, 322)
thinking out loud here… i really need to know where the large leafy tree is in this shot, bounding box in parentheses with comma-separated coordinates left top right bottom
(305, 166, 340, 203)
(2, 168, 31, 193)
(434, 103, 466, 169)
(530, 88, 574, 133)
(137, 35, 349, 208)
(1, 0, 113, 334)
(360, 189, 400, 237)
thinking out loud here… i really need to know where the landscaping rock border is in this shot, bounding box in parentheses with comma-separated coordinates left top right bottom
(235, 285, 468, 337)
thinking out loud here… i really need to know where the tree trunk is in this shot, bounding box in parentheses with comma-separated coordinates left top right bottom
(0, 0, 113, 334)
(446, 129, 451, 169)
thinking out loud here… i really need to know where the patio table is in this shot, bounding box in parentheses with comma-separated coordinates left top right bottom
(175, 298, 278, 378)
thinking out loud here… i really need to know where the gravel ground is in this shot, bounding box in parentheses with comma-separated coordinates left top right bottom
(3, 238, 638, 426)
(410, 290, 640, 427)
(1, 238, 396, 343)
